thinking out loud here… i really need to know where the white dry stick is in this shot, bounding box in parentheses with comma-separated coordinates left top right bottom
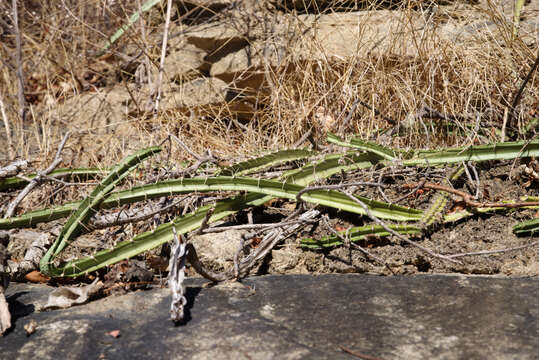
(168, 225, 187, 322)
(4, 132, 70, 218)
(236, 209, 320, 276)
(137, 0, 153, 91)
(0, 92, 15, 159)
(154, 0, 173, 113)
(12, 0, 26, 122)
(0, 159, 28, 179)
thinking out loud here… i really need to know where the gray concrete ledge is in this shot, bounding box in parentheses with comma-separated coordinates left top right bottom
(1, 274, 537, 359)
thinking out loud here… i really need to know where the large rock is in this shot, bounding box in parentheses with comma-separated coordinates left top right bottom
(2, 274, 537, 359)
(158, 43, 208, 84)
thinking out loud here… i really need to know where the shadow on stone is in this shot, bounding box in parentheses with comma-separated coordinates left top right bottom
(173, 286, 202, 326)
(5, 292, 35, 335)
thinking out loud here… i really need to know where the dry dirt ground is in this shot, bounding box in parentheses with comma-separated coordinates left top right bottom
(0, 0, 537, 286)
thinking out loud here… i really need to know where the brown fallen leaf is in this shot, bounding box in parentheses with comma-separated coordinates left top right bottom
(25, 271, 50, 283)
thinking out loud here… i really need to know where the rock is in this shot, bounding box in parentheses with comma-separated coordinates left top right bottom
(189, 229, 246, 272)
(156, 42, 208, 84)
(2, 274, 538, 358)
(270, 246, 304, 273)
(158, 77, 229, 109)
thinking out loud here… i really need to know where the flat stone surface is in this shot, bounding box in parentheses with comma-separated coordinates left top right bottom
(1, 274, 537, 359)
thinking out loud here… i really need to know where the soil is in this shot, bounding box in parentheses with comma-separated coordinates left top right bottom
(266, 162, 538, 277)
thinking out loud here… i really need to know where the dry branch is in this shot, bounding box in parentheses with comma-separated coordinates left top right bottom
(11, 0, 26, 122)
(89, 197, 186, 230)
(402, 182, 539, 209)
(154, 0, 173, 113)
(0, 160, 27, 179)
(4, 133, 69, 218)
(0, 92, 14, 159)
(447, 241, 539, 259)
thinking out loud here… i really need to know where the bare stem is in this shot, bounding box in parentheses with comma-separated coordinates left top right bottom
(447, 241, 538, 259)
(154, 0, 173, 113)
(11, 0, 26, 122)
(4, 133, 70, 218)
(0, 92, 14, 159)
(402, 182, 539, 209)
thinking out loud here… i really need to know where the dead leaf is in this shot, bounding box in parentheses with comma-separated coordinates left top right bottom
(25, 271, 50, 283)
(250, 237, 262, 248)
(41, 278, 103, 310)
(105, 330, 121, 338)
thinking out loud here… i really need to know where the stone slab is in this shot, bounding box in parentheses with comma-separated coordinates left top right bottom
(1, 274, 537, 359)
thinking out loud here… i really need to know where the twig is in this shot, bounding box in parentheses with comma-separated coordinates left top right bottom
(462, 162, 480, 200)
(508, 52, 539, 132)
(469, 162, 481, 200)
(0, 92, 14, 159)
(402, 182, 539, 209)
(235, 209, 320, 278)
(338, 98, 359, 133)
(188, 151, 220, 174)
(193, 207, 214, 236)
(154, 0, 173, 113)
(0, 160, 27, 179)
(11, 0, 26, 122)
(202, 218, 317, 234)
(339, 189, 461, 264)
(89, 197, 186, 230)
(394, 179, 426, 203)
(376, 168, 391, 204)
(170, 134, 203, 161)
(421, 105, 471, 123)
(447, 241, 539, 259)
(16, 174, 96, 187)
(321, 216, 394, 274)
(137, 0, 153, 91)
(4, 133, 70, 218)
(296, 182, 387, 202)
(292, 128, 313, 148)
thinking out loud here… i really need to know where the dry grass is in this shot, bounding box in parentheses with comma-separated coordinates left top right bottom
(0, 0, 537, 170)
